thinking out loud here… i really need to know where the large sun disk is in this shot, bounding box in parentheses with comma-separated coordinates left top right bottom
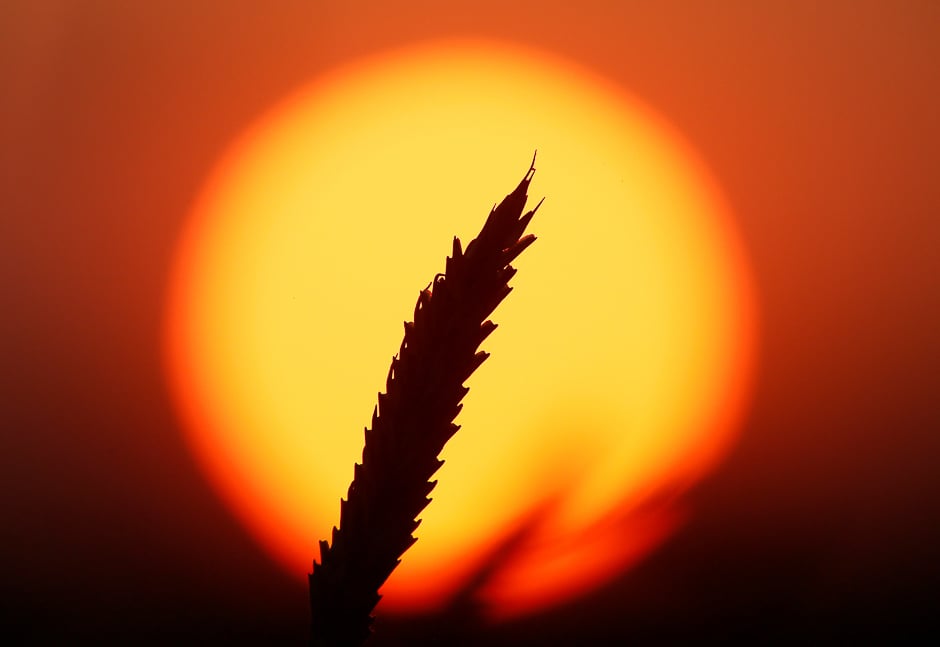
(165, 40, 755, 617)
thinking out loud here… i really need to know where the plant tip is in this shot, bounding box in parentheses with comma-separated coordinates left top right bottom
(526, 150, 538, 182)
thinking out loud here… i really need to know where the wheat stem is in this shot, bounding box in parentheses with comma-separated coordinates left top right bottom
(309, 157, 541, 646)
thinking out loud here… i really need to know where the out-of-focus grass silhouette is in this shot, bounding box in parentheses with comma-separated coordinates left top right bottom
(309, 157, 542, 646)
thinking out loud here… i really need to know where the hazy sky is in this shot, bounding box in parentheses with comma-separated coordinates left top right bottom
(2, 1, 938, 643)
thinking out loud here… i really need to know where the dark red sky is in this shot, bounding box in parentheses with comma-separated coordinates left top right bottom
(2, 1, 939, 643)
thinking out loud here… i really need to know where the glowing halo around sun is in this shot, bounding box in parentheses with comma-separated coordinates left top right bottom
(165, 40, 756, 618)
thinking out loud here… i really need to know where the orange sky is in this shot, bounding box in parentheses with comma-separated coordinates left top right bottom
(2, 1, 939, 643)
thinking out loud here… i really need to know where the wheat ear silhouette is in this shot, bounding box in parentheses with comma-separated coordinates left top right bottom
(309, 157, 542, 646)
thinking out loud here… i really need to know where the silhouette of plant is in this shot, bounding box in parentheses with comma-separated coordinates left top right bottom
(309, 157, 542, 646)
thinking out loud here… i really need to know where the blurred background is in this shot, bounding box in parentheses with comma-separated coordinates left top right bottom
(2, 1, 938, 643)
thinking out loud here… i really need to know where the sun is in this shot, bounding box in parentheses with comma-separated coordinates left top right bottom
(164, 39, 756, 617)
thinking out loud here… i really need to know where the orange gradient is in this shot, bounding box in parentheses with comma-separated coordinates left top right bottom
(164, 40, 756, 618)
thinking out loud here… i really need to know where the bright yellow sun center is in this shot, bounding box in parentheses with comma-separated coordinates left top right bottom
(165, 40, 756, 618)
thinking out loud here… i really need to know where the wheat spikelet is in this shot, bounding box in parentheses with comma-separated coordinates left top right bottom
(309, 156, 542, 646)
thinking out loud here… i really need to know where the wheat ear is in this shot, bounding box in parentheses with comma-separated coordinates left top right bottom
(309, 157, 542, 646)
